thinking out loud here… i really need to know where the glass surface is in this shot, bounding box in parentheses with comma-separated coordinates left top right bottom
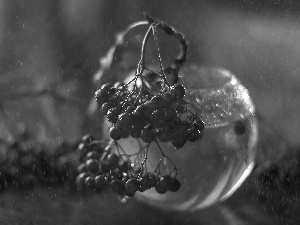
(115, 66, 258, 211)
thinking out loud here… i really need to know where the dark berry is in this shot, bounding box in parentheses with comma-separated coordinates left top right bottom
(134, 105, 152, 118)
(85, 176, 96, 189)
(101, 102, 114, 115)
(125, 178, 140, 193)
(163, 92, 174, 106)
(81, 134, 95, 144)
(95, 89, 110, 104)
(150, 95, 166, 109)
(76, 172, 89, 189)
(117, 113, 132, 130)
(107, 107, 122, 123)
(77, 164, 87, 173)
(95, 175, 107, 189)
(101, 83, 113, 91)
(131, 114, 147, 129)
(85, 159, 100, 174)
(86, 151, 101, 160)
(88, 140, 105, 154)
(118, 160, 131, 172)
(131, 128, 142, 138)
(155, 176, 173, 194)
(140, 127, 156, 143)
(109, 127, 122, 140)
(193, 120, 205, 131)
(168, 178, 181, 192)
(171, 137, 187, 149)
(157, 125, 172, 142)
(150, 109, 165, 122)
(172, 124, 188, 138)
(110, 180, 125, 195)
(175, 102, 185, 113)
(172, 84, 185, 100)
(187, 128, 201, 142)
(165, 108, 177, 122)
(106, 153, 120, 167)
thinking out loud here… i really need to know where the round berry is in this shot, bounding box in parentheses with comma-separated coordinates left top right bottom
(109, 127, 122, 140)
(131, 128, 142, 138)
(168, 178, 181, 192)
(107, 107, 122, 123)
(155, 176, 172, 194)
(110, 180, 125, 195)
(158, 125, 172, 142)
(101, 83, 113, 91)
(81, 134, 95, 144)
(95, 89, 110, 104)
(140, 127, 156, 143)
(86, 151, 101, 160)
(125, 178, 140, 193)
(187, 128, 201, 142)
(134, 105, 151, 118)
(193, 120, 205, 131)
(118, 160, 131, 172)
(101, 102, 114, 115)
(106, 153, 120, 167)
(175, 102, 185, 114)
(171, 137, 187, 149)
(163, 92, 174, 106)
(85, 176, 96, 189)
(165, 108, 177, 122)
(150, 109, 165, 122)
(95, 175, 106, 189)
(85, 159, 100, 174)
(173, 84, 185, 100)
(77, 164, 87, 173)
(172, 124, 188, 138)
(150, 95, 166, 109)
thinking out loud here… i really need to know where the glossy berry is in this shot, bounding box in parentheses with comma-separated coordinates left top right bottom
(187, 128, 201, 142)
(106, 153, 120, 167)
(85, 176, 96, 189)
(101, 102, 114, 115)
(81, 134, 95, 144)
(125, 178, 140, 193)
(107, 107, 122, 123)
(134, 105, 152, 118)
(193, 120, 205, 131)
(168, 177, 181, 192)
(85, 151, 101, 160)
(109, 127, 122, 140)
(117, 113, 132, 130)
(85, 159, 100, 174)
(95, 175, 106, 189)
(173, 84, 185, 100)
(110, 180, 125, 195)
(140, 127, 156, 143)
(165, 108, 177, 122)
(155, 176, 173, 194)
(171, 137, 187, 149)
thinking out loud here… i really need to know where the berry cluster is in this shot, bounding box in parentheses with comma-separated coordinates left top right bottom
(92, 14, 205, 197)
(96, 82, 204, 149)
(76, 135, 181, 198)
(0, 135, 78, 193)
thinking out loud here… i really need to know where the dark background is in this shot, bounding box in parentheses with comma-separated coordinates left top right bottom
(0, 0, 300, 224)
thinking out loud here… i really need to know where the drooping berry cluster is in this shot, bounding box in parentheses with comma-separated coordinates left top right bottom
(76, 135, 181, 198)
(92, 14, 206, 197)
(0, 134, 79, 193)
(96, 82, 204, 149)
